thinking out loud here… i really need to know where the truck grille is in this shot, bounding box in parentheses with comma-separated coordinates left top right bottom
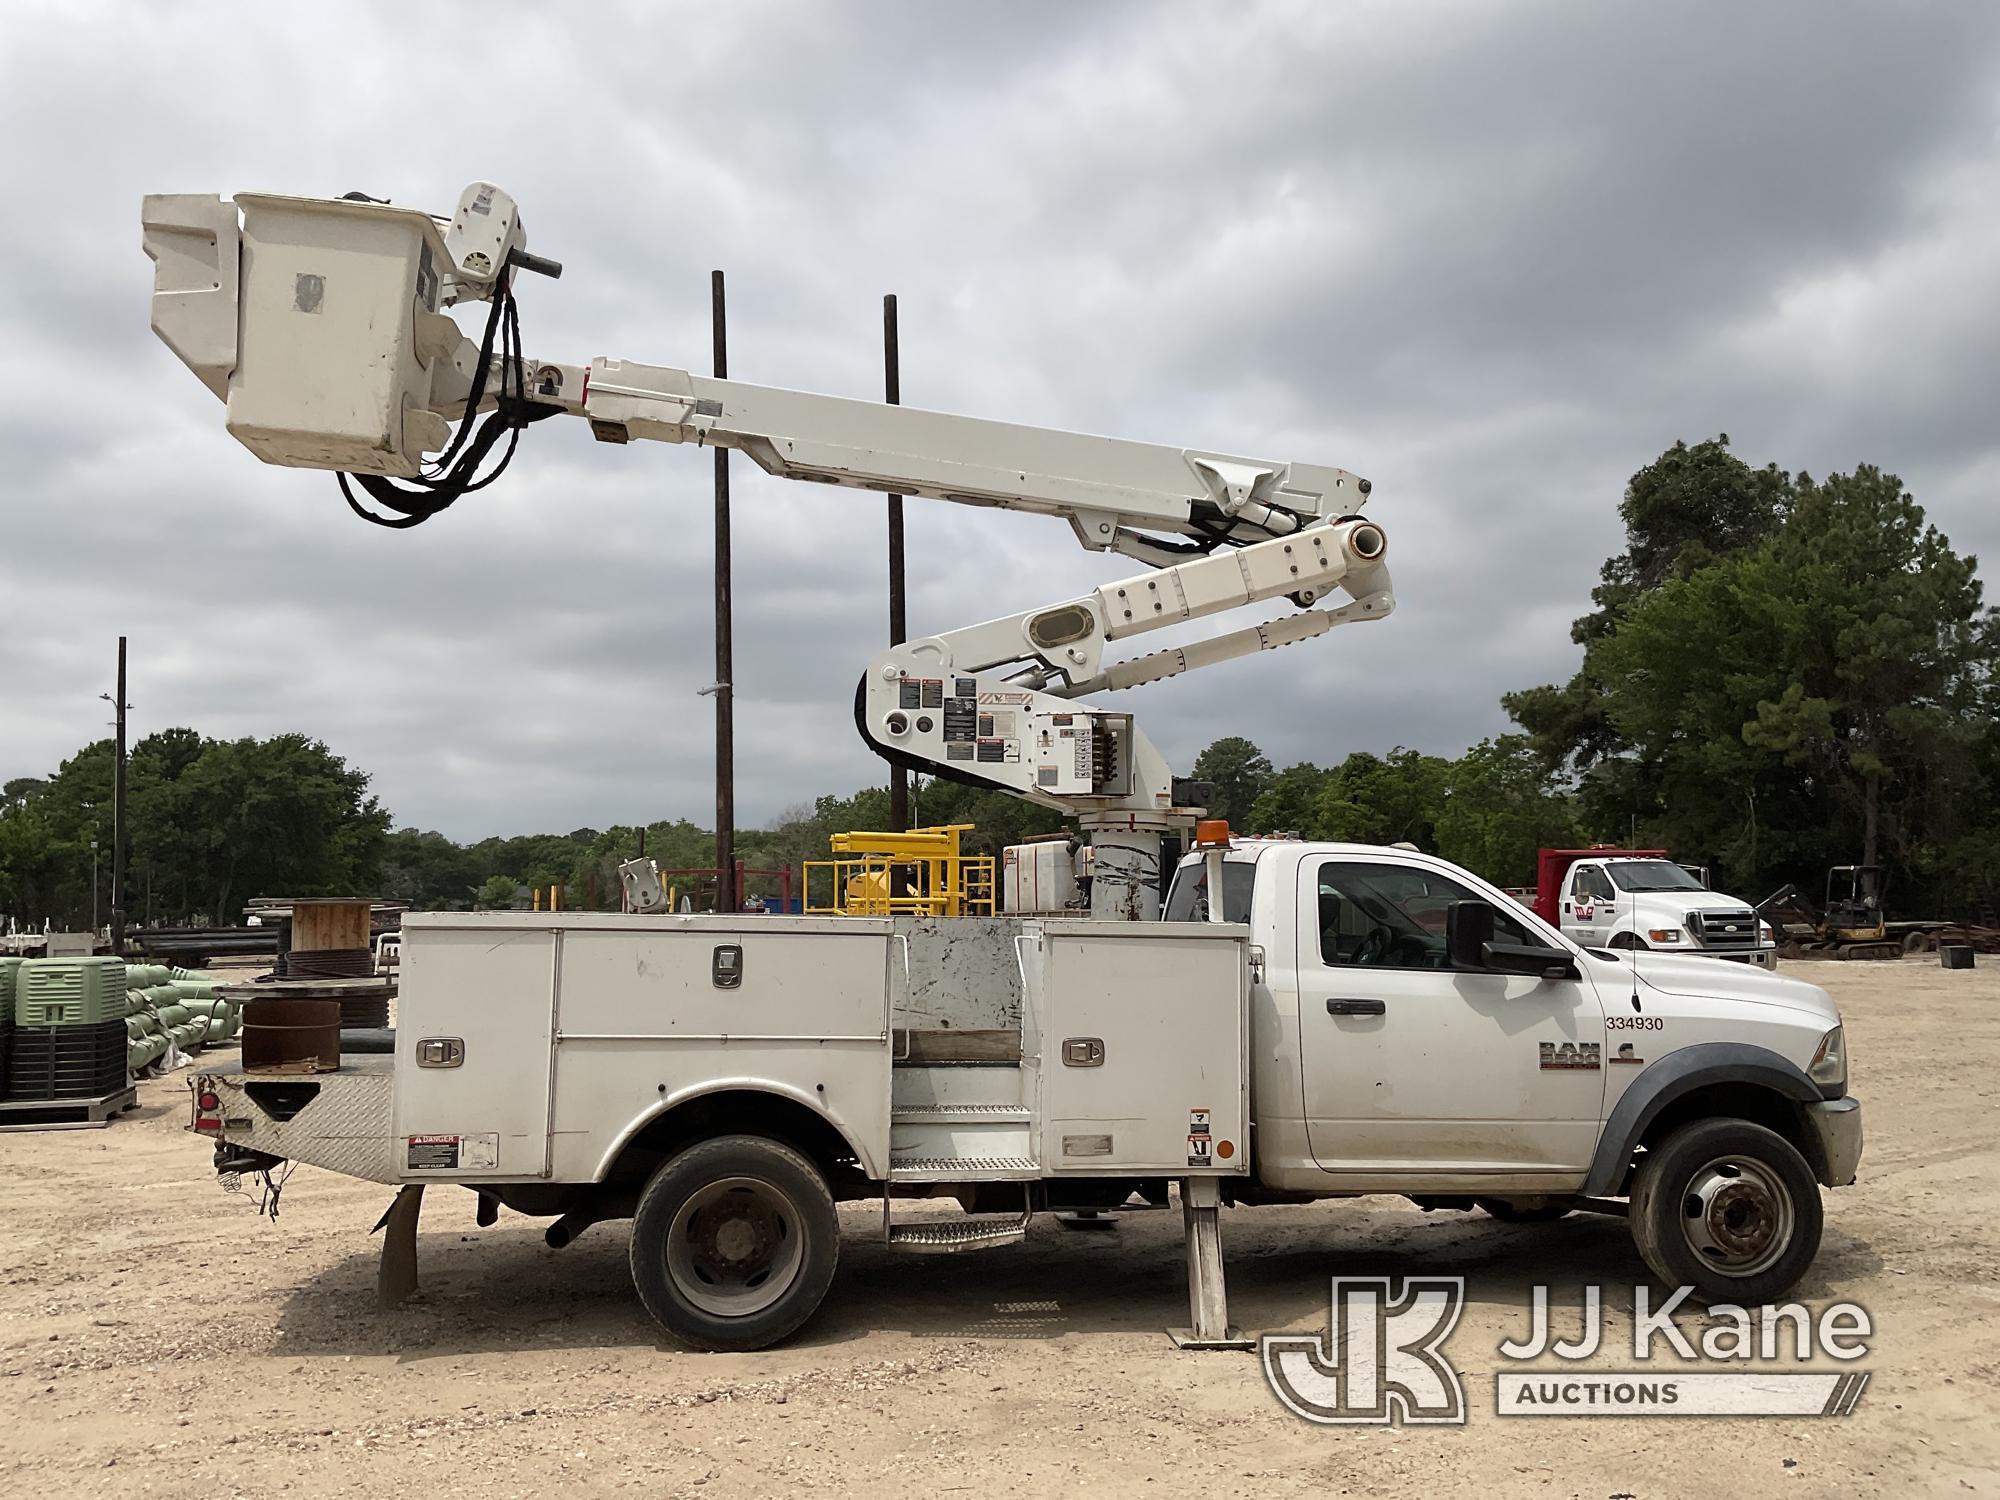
(1691, 908, 1760, 949)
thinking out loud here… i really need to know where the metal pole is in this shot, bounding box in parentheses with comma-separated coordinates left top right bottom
(712, 270, 737, 913)
(111, 636, 127, 954)
(91, 840, 99, 933)
(884, 293, 909, 834)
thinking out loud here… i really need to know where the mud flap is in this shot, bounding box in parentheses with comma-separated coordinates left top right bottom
(373, 1184, 425, 1308)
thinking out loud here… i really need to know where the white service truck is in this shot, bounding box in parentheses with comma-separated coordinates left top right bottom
(192, 836, 1859, 1349)
(147, 182, 1859, 1351)
(1551, 852, 1779, 970)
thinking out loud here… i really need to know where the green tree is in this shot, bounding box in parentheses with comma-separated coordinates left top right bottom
(1613, 435, 1793, 594)
(1248, 763, 1331, 835)
(2, 777, 48, 809)
(1433, 737, 1580, 887)
(178, 735, 390, 922)
(1191, 737, 1274, 829)
(475, 874, 519, 910)
(1596, 466, 1993, 879)
(1311, 748, 1450, 847)
(380, 828, 480, 909)
(1, 729, 390, 928)
(1508, 436, 1795, 784)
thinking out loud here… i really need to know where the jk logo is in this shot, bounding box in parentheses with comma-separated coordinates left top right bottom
(1262, 1277, 1467, 1425)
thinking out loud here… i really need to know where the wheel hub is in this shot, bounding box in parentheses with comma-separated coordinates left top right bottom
(710, 1213, 762, 1263)
(665, 1176, 805, 1319)
(1681, 1155, 1793, 1276)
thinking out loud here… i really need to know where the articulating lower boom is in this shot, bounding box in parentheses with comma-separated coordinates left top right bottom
(143, 183, 1396, 916)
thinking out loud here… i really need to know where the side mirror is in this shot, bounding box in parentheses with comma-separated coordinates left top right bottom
(1445, 900, 1495, 969)
(1447, 899, 1580, 982)
(1483, 942, 1581, 983)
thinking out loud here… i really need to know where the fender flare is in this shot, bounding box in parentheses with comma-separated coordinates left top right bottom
(591, 1077, 882, 1183)
(1582, 1041, 1828, 1197)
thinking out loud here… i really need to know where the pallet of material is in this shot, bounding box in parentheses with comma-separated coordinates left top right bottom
(0, 1086, 139, 1132)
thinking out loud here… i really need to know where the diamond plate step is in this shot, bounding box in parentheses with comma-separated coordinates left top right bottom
(888, 1155, 1039, 1181)
(891, 1062, 1025, 1112)
(885, 1209, 1033, 1254)
(891, 1103, 1031, 1124)
(889, 1115, 1034, 1174)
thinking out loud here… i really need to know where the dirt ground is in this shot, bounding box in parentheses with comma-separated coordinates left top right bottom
(1, 958, 1994, 1499)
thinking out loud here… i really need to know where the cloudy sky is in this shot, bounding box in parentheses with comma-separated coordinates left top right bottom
(4, 2, 1998, 839)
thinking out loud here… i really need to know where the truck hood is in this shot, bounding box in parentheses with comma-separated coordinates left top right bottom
(1621, 951, 1837, 1023)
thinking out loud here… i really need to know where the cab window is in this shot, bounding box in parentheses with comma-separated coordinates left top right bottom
(1316, 860, 1538, 969)
(1575, 866, 1614, 902)
(1165, 859, 1256, 924)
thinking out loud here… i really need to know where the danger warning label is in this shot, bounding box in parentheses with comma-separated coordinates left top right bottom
(406, 1132, 499, 1172)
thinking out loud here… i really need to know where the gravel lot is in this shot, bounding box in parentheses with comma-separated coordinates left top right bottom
(1, 958, 1994, 1498)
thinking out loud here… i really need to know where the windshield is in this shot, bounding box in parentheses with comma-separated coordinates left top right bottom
(1606, 859, 1706, 893)
(1164, 859, 1257, 923)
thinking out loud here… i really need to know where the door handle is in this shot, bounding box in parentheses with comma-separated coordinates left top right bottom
(1326, 997, 1386, 1017)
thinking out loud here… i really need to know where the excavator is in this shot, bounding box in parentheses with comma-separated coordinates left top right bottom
(1756, 866, 1896, 960)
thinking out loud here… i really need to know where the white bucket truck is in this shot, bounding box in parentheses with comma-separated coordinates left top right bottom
(148, 183, 1858, 1350)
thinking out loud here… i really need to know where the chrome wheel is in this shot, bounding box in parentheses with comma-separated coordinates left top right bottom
(664, 1175, 806, 1318)
(1680, 1154, 1795, 1277)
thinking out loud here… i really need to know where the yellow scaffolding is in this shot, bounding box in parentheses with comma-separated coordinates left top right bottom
(804, 824, 997, 917)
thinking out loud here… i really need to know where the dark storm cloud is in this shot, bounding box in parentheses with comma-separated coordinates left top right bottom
(3, 1, 1998, 837)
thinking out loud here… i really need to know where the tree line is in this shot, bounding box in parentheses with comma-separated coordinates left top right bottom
(1198, 438, 1997, 915)
(0, 732, 1067, 927)
(4, 436, 1993, 926)
(1, 730, 388, 929)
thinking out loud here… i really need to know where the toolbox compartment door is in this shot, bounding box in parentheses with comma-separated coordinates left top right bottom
(1036, 920, 1250, 1175)
(393, 919, 556, 1180)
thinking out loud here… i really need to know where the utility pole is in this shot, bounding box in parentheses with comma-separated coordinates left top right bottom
(110, 637, 128, 953)
(90, 838, 100, 934)
(885, 293, 909, 833)
(711, 270, 736, 914)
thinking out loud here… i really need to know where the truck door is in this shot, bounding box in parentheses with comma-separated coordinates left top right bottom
(1295, 855, 1607, 1177)
(1565, 862, 1606, 945)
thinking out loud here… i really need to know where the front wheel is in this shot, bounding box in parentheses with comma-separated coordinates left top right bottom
(1630, 1118, 1822, 1304)
(628, 1134, 840, 1351)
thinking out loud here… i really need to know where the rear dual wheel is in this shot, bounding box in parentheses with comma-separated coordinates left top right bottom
(628, 1134, 840, 1351)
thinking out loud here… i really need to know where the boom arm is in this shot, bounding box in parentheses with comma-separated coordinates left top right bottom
(575, 360, 1368, 565)
(143, 183, 1397, 915)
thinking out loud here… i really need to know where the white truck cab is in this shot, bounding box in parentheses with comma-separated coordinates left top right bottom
(1164, 838, 1857, 1295)
(1557, 855, 1778, 969)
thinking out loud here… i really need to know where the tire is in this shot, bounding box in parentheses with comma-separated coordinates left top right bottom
(1630, 1118, 1822, 1304)
(1475, 1197, 1573, 1224)
(628, 1134, 839, 1351)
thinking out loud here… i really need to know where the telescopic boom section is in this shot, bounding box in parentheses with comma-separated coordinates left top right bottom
(142, 183, 1397, 915)
(578, 360, 1368, 560)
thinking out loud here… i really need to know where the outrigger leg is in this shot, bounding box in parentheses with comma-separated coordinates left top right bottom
(373, 1184, 425, 1308)
(1167, 1177, 1253, 1350)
